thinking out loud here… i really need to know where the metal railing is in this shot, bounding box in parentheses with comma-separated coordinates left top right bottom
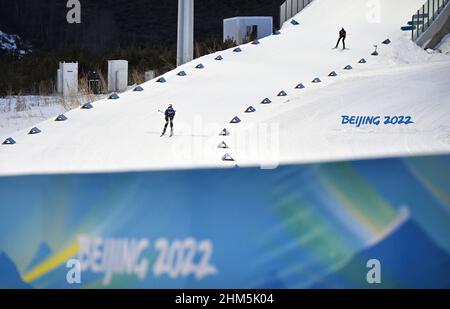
(280, 0, 314, 26)
(412, 0, 450, 40)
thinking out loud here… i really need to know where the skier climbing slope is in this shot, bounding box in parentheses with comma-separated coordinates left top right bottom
(335, 28, 347, 49)
(161, 105, 176, 137)
(0, 0, 447, 175)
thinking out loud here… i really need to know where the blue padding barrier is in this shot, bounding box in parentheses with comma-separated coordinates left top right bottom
(0, 155, 449, 289)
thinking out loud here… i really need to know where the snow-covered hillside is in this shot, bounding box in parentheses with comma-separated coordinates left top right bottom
(0, 97, 68, 137)
(1, 0, 449, 176)
(0, 95, 106, 136)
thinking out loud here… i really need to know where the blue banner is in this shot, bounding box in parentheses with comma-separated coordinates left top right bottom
(0, 155, 449, 288)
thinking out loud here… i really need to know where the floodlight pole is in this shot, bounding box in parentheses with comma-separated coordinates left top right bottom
(177, 0, 194, 67)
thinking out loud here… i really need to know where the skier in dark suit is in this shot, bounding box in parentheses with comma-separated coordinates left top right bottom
(335, 28, 347, 49)
(161, 104, 176, 137)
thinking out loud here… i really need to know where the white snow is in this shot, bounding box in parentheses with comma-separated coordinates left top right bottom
(233, 61, 450, 167)
(0, 96, 66, 137)
(0, 95, 106, 137)
(436, 33, 450, 54)
(0, 0, 449, 176)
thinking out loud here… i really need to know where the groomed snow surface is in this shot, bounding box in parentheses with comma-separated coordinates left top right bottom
(436, 33, 450, 54)
(1, 0, 449, 176)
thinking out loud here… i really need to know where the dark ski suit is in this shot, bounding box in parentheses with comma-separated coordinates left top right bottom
(335, 28, 347, 49)
(162, 106, 176, 135)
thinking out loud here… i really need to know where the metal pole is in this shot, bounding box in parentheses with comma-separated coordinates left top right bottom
(291, 0, 294, 18)
(177, 0, 194, 67)
(289, 0, 294, 18)
(428, 0, 434, 22)
(417, 8, 420, 38)
(285, 2, 288, 23)
(421, 5, 424, 35)
(286, 1, 288, 23)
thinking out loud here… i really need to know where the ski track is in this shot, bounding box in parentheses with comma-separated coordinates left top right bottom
(0, 0, 449, 175)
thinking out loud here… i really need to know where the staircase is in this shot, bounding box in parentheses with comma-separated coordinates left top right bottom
(408, 0, 450, 41)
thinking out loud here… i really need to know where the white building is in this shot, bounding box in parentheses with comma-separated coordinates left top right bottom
(108, 60, 128, 92)
(57, 62, 78, 97)
(223, 16, 273, 45)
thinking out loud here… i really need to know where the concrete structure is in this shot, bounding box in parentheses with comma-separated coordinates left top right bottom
(177, 0, 194, 67)
(280, 0, 314, 27)
(57, 62, 78, 97)
(108, 60, 128, 92)
(223, 17, 273, 45)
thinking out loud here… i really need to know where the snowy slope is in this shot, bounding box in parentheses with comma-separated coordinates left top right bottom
(436, 33, 450, 54)
(1, 0, 449, 176)
(233, 61, 450, 167)
(0, 95, 106, 136)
